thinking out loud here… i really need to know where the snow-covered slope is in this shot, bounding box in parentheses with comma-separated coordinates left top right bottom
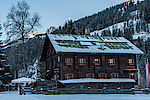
(132, 32, 150, 40)
(90, 9, 150, 41)
(90, 21, 125, 36)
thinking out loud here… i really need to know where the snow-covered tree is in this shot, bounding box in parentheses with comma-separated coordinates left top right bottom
(37, 61, 46, 79)
(136, 37, 145, 52)
(0, 24, 4, 82)
(145, 38, 150, 60)
(0, 24, 12, 84)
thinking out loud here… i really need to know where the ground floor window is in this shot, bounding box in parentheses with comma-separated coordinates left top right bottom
(65, 58, 73, 66)
(110, 73, 119, 78)
(86, 73, 95, 78)
(129, 72, 135, 79)
(98, 73, 107, 79)
(65, 73, 74, 79)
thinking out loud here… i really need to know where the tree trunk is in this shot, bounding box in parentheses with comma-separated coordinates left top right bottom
(22, 33, 26, 77)
(15, 67, 18, 79)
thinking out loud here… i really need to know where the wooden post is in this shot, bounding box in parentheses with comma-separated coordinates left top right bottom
(60, 53, 63, 80)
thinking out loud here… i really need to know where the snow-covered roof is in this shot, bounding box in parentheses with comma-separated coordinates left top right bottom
(11, 77, 36, 83)
(47, 34, 143, 54)
(59, 78, 136, 84)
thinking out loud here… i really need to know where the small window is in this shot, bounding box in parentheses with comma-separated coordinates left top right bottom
(53, 60, 56, 67)
(65, 58, 73, 66)
(129, 73, 135, 79)
(47, 48, 51, 56)
(108, 58, 116, 66)
(86, 73, 95, 78)
(111, 73, 119, 78)
(128, 58, 134, 65)
(93, 58, 100, 65)
(54, 74, 59, 80)
(98, 73, 107, 79)
(65, 73, 74, 79)
(51, 49, 54, 54)
(78, 58, 86, 65)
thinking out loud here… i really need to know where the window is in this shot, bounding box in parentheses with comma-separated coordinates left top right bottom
(128, 58, 134, 65)
(129, 73, 135, 79)
(98, 73, 107, 79)
(65, 73, 74, 79)
(51, 49, 54, 54)
(65, 58, 73, 65)
(111, 73, 119, 78)
(78, 58, 86, 65)
(108, 58, 116, 66)
(93, 58, 100, 65)
(86, 73, 95, 78)
(53, 60, 56, 67)
(47, 48, 51, 56)
(53, 74, 59, 80)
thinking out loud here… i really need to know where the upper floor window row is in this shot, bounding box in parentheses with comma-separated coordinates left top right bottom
(65, 57, 135, 66)
(65, 57, 100, 66)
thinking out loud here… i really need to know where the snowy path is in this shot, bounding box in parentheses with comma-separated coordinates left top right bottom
(0, 91, 150, 100)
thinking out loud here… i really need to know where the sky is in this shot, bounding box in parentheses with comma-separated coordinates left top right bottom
(0, 0, 134, 37)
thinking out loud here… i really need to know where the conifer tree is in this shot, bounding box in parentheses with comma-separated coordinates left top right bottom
(61, 20, 76, 34)
(145, 38, 150, 60)
(144, 6, 150, 23)
(0, 24, 5, 83)
(0, 24, 12, 84)
(124, 27, 133, 41)
(136, 22, 140, 33)
(136, 37, 145, 52)
(129, 20, 134, 35)
(118, 28, 124, 37)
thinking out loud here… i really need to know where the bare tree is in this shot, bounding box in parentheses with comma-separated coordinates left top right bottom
(4, 1, 41, 77)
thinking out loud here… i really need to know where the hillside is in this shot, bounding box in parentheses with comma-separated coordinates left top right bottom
(55, 0, 150, 39)
(4, 35, 45, 78)
(90, 17, 150, 40)
(73, 0, 145, 33)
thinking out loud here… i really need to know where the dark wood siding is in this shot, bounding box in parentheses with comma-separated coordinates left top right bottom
(41, 36, 138, 85)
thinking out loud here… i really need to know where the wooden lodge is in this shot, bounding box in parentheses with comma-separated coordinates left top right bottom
(40, 33, 143, 89)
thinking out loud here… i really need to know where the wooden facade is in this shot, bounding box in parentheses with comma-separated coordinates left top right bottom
(40, 34, 143, 89)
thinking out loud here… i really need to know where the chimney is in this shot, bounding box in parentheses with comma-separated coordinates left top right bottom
(85, 27, 90, 35)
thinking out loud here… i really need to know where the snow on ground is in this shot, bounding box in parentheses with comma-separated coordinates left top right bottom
(1, 91, 150, 100)
(28, 59, 38, 79)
